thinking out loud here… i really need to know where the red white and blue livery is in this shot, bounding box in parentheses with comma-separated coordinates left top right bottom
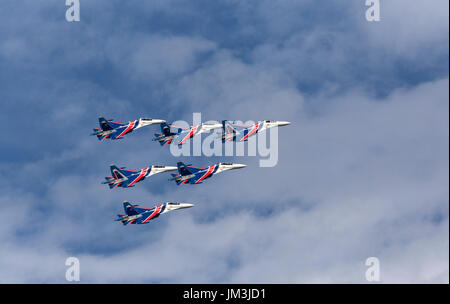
(116, 201, 194, 225)
(170, 161, 246, 185)
(92, 116, 166, 141)
(153, 122, 222, 146)
(221, 120, 291, 142)
(103, 164, 177, 189)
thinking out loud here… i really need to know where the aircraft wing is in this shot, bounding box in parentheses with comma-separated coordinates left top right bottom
(132, 205, 155, 214)
(171, 125, 199, 145)
(135, 205, 163, 223)
(187, 171, 211, 184)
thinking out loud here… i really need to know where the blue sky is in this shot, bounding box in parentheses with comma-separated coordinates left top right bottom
(0, 0, 448, 283)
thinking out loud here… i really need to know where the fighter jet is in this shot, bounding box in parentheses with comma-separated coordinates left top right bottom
(169, 161, 246, 185)
(103, 164, 177, 189)
(116, 201, 194, 225)
(221, 120, 291, 142)
(91, 116, 166, 141)
(153, 122, 222, 146)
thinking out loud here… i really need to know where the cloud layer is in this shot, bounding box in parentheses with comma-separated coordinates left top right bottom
(0, 0, 448, 283)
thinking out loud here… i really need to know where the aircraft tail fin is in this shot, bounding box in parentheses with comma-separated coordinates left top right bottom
(123, 201, 139, 216)
(160, 122, 173, 136)
(221, 120, 236, 142)
(177, 161, 193, 176)
(99, 116, 114, 131)
(109, 165, 132, 180)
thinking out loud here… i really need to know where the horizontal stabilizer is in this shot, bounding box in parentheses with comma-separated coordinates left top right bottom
(108, 183, 120, 189)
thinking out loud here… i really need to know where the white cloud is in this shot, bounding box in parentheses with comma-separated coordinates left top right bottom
(106, 35, 217, 82)
(0, 0, 447, 284)
(361, 0, 449, 56)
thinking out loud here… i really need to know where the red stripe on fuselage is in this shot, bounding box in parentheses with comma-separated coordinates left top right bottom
(195, 165, 216, 184)
(127, 168, 148, 187)
(121, 168, 140, 173)
(115, 120, 137, 139)
(178, 125, 198, 145)
(240, 122, 259, 141)
(142, 204, 162, 223)
(108, 120, 127, 125)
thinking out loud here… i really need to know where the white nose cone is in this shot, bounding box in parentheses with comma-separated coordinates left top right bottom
(276, 121, 291, 127)
(150, 119, 167, 125)
(197, 122, 223, 134)
(150, 165, 178, 175)
(137, 118, 166, 128)
(157, 166, 178, 172)
(180, 203, 195, 209)
(231, 163, 247, 169)
(218, 163, 247, 172)
(165, 202, 195, 211)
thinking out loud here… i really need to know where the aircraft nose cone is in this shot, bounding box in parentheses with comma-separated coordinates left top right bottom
(204, 123, 222, 129)
(180, 203, 194, 209)
(277, 121, 291, 127)
(158, 166, 177, 172)
(140, 118, 166, 125)
(233, 164, 247, 169)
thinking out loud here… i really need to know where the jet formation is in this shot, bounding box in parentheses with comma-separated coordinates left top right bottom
(92, 116, 290, 226)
